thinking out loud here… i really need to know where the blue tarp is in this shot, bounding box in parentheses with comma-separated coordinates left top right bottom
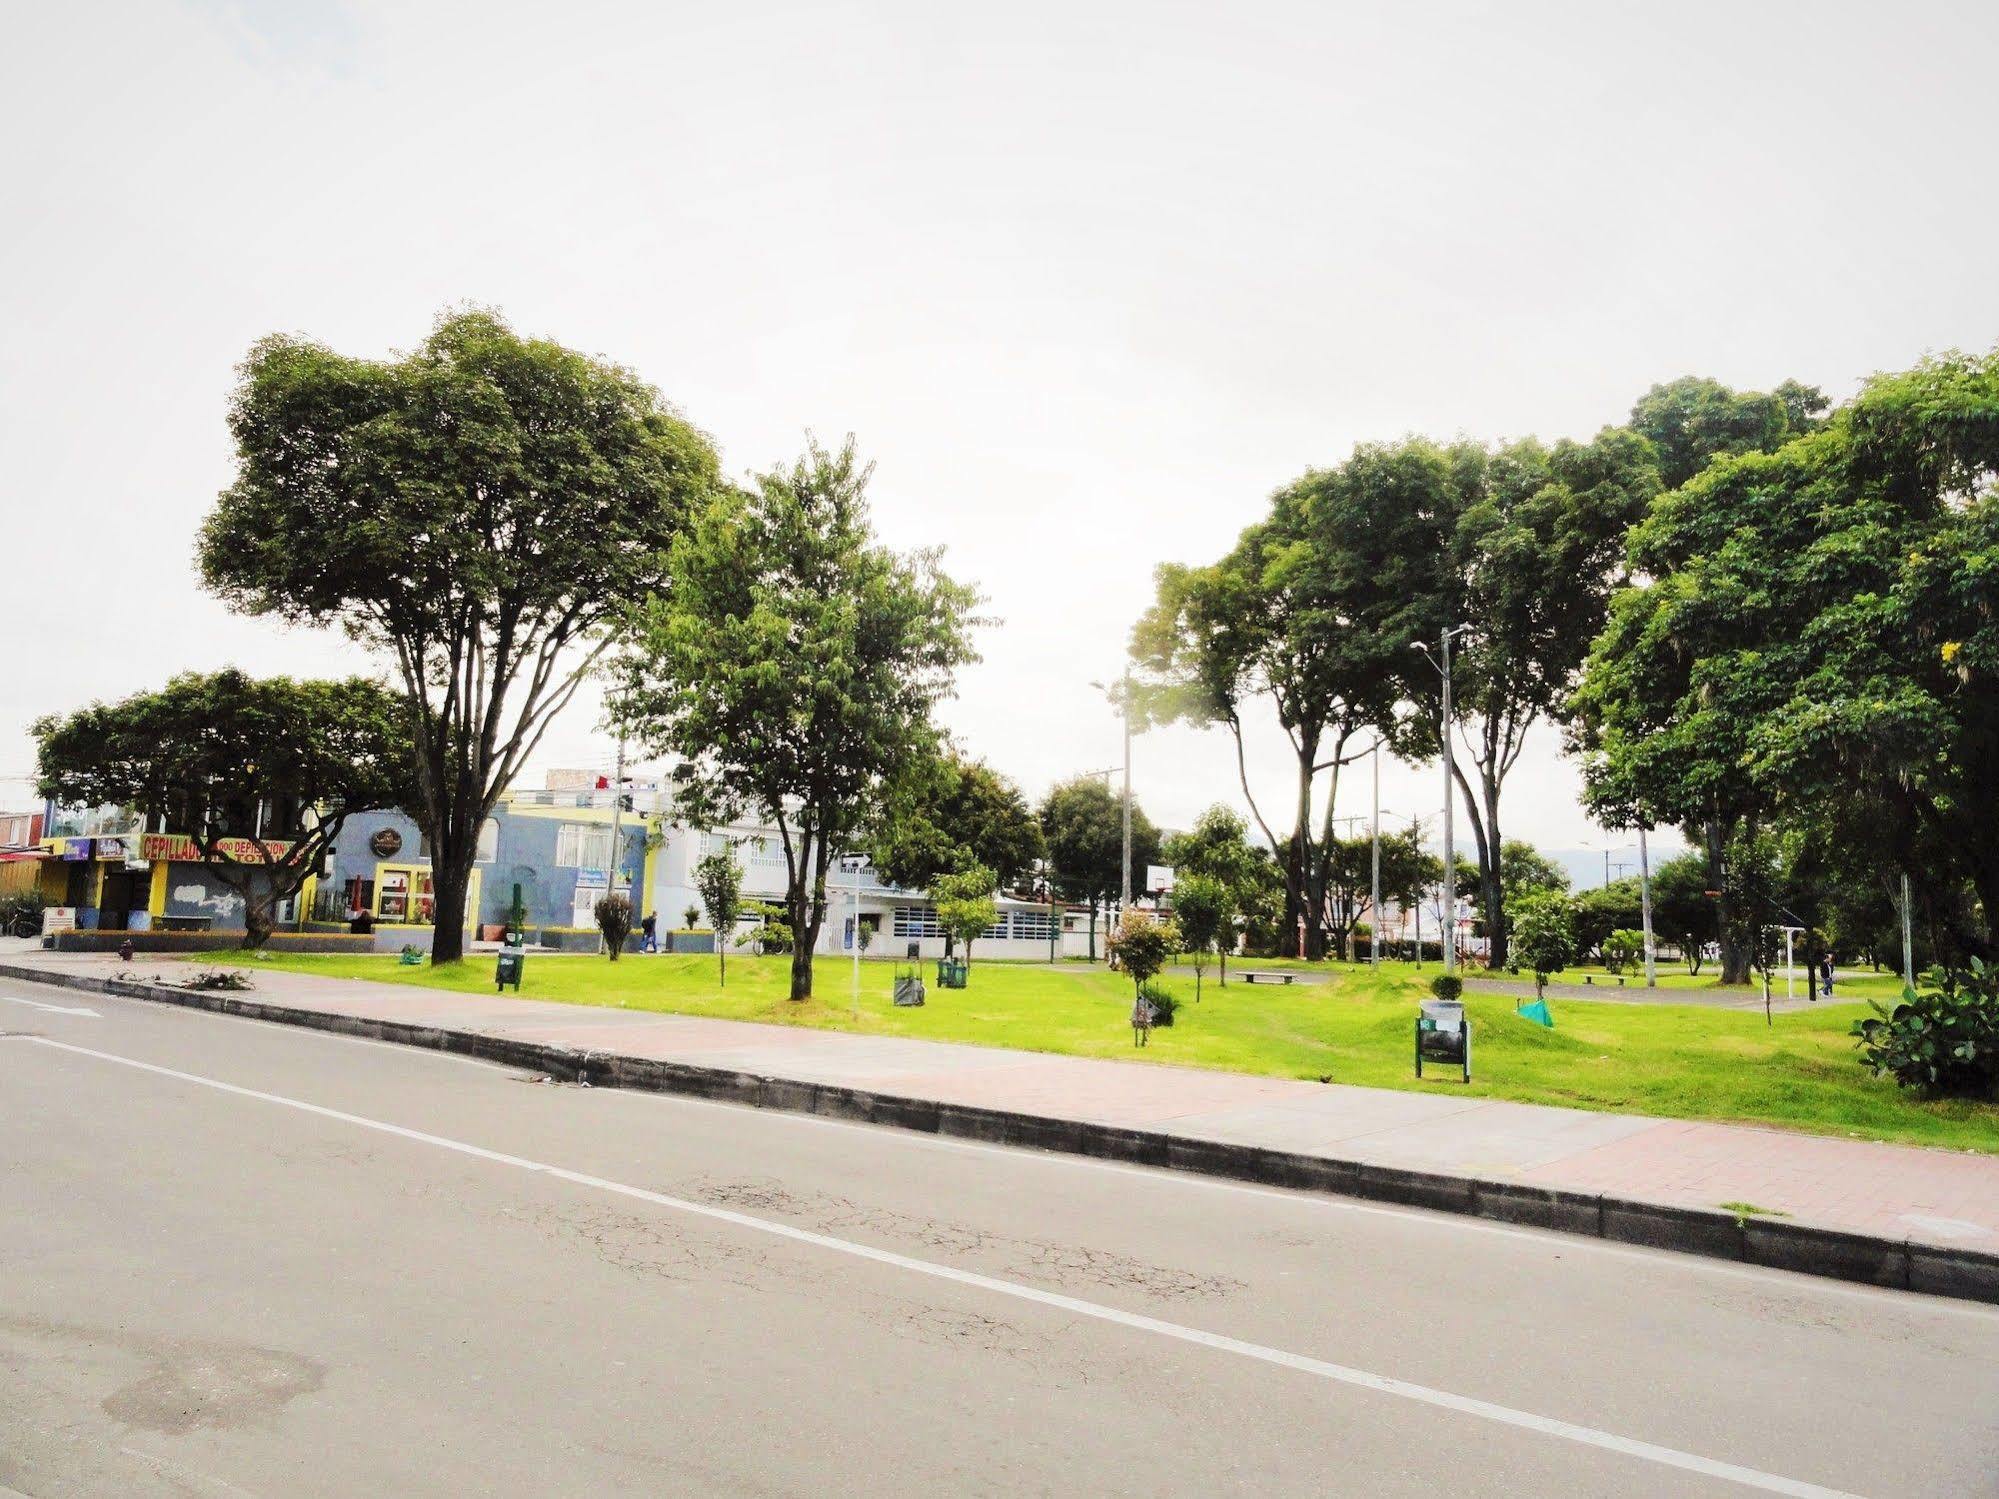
(1516, 998, 1554, 1028)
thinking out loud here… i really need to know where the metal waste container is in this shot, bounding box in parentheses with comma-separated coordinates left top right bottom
(1416, 998, 1470, 1082)
(936, 958, 968, 989)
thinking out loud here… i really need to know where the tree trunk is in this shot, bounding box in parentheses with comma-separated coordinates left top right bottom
(240, 888, 275, 950)
(1704, 817, 1751, 985)
(430, 847, 476, 965)
(1088, 904, 1098, 961)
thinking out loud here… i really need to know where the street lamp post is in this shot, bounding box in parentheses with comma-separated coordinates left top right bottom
(1413, 629, 1467, 976)
(1088, 677, 1134, 919)
(1638, 825, 1657, 988)
(1370, 740, 1382, 970)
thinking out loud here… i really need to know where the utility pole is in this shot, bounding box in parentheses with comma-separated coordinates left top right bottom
(1638, 825, 1657, 988)
(1411, 813, 1424, 968)
(1441, 630, 1461, 973)
(1120, 669, 1133, 915)
(604, 731, 627, 954)
(1370, 740, 1381, 970)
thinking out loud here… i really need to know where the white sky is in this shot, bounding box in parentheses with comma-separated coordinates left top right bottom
(3, 0, 1995, 866)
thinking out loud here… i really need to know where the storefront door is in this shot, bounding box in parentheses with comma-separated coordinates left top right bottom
(372, 864, 480, 932)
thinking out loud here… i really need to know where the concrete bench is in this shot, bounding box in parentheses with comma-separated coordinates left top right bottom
(1239, 970, 1299, 985)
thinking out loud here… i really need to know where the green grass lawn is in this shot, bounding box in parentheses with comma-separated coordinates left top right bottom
(220, 951, 1997, 1153)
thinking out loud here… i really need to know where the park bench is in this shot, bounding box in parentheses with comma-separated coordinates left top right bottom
(1239, 970, 1299, 985)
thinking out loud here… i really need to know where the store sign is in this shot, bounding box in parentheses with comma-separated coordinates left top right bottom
(369, 828, 404, 858)
(574, 867, 609, 888)
(61, 839, 93, 861)
(137, 833, 293, 864)
(95, 836, 128, 861)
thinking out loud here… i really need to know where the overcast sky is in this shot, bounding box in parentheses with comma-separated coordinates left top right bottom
(4, 0, 1995, 866)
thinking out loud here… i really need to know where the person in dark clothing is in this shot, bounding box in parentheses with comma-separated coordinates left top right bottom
(1819, 953, 1834, 999)
(640, 912, 658, 954)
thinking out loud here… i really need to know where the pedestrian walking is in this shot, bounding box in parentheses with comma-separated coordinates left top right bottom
(1819, 952, 1833, 999)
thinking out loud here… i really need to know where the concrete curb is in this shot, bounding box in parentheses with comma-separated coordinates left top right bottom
(9, 960, 1996, 1307)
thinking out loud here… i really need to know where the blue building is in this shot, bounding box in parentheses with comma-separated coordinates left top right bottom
(326, 791, 650, 941)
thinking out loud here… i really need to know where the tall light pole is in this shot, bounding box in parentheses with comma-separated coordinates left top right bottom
(1370, 739, 1382, 969)
(1087, 678, 1134, 915)
(1637, 825, 1657, 988)
(1413, 629, 1467, 975)
(1121, 669, 1132, 912)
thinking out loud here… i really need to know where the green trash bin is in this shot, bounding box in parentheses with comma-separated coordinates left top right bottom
(936, 958, 968, 989)
(495, 945, 525, 993)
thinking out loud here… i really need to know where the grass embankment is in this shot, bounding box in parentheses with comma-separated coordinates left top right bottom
(220, 951, 1997, 1153)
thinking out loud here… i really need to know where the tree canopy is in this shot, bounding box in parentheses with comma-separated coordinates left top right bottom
(33, 670, 416, 945)
(1038, 776, 1160, 960)
(1575, 350, 1999, 968)
(199, 308, 718, 962)
(616, 436, 980, 1000)
(871, 751, 1043, 893)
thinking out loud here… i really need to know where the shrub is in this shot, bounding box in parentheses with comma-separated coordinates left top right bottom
(1853, 962, 1999, 1097)
(1107, 910, 1179, 997)
(1600, 929, 1646, 975)
(1428, 974, 1463, 1002)
(1138, 980, 1179, 1027)
(593, 893, 634, 960)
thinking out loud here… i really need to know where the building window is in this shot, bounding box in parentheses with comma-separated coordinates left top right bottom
(476, 819, 500, 863)
(555, 823, 613, 869)
(981, 916, 1009, 940)
(1010, 910, 1056, 942)
(751, 837, 786, 868)
(892, 906, 941, 938)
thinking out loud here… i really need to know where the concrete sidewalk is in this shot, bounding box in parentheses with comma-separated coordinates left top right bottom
(5, 946, 1996, 1302)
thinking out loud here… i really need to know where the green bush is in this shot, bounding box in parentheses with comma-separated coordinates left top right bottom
(1138, 980, 1178, 1027)
(1853, 962, 1999, 1097)
(1600, 929, 1646, 975)
(1428, 974, 1463, 1002)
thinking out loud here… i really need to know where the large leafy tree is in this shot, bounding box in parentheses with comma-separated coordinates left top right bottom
(1131, 447, 1433, 956)
(199, 309, 718, 963)
(1161, 803, 1271, 979)
(1038, 776, 1160, 961)
(616, 437, 980, 1001)
(871, 751, 1044, 893)
(1401, 429, 1660, 967)
(1577, 352, 1999, 969)
(33, 671, 416, 946)
(1319, 826, 1438, 962)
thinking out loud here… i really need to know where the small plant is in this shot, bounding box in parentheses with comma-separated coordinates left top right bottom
(1853, 961, 1999, 1097)
(1510, 891, 1576, 1001)
(695, 849, 743, 986)
(1428, 974, 1463, 1002)
(1600, 929, 1645, 975)
(683, 903, 701, 930)
(186, 968, 254, 991)
(1138, 980, 1178, 1027)
(593, 892, 634, 960)
(1107, 910, 1179, 999)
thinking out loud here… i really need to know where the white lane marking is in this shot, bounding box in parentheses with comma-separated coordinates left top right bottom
(0, 993, 99, 1017)
(16, 1036, 1863, 1498)
(46, 989, 1999, 1323)
(44, 986, 1999, 1322)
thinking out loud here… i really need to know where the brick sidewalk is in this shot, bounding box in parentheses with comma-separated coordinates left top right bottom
(7, 947, 1996, 1266)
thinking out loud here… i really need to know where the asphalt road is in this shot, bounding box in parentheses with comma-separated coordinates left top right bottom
(1, 979, 1994, 1498)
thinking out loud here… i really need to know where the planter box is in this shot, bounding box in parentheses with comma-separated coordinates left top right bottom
(51, 930, 376, 955)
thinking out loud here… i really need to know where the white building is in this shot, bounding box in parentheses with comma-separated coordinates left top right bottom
(644, 814, 1094, 961)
